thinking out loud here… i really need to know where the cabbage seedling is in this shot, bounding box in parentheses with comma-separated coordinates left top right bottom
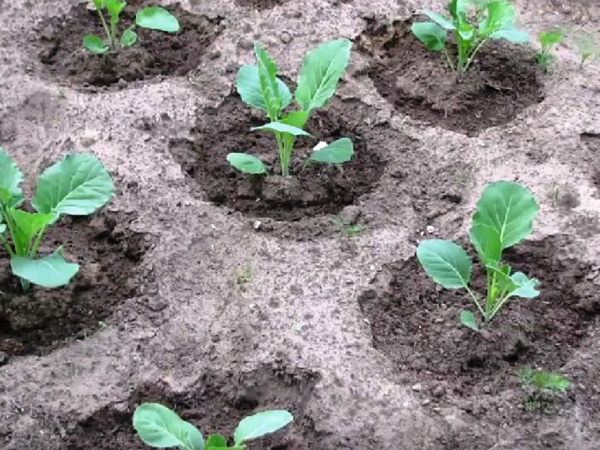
(84, 0, 180, 55)
(0, 148, 114, 291)
(574, 30, 598, 69)
(229, 39, 354, 177)
(519, 367, 570, 410)
(537, 30, 564, 72)
(417, 181, 540, 331)
(133, 403, 293, 450)
(411, 0, 529, 76)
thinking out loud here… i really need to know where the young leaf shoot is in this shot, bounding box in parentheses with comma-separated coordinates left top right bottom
(412, 0, 529, 76)
(537, 29, 564, 72)
(574, 30, 598, 69)
(231, 39, 354, 177)
(417, 181, 540, 330)
(519, 367, 570, 410)
(84, 0, 180, 54)
(0, 148, 114, 291)
(133, 403, 293, 450)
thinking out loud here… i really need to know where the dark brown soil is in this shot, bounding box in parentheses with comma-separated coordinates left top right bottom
(0, 212, 152, 359)
(64, 365, 320, 450)
(234, 0, 289, 10)
(169, 95, 385, 222)
(37, 2, 223, 87)
(358, 18, 544, 136)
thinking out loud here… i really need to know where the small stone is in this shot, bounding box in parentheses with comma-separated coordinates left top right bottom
(208, 50, 221, 60)
(412, 383, 423, 392)
(426, 225, 435, 233)
(253, 220, 262, 230)
(280, 31, 293, 44)
(340, 205, 361, 225)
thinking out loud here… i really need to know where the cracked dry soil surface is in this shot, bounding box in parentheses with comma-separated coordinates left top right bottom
(1, 0, 600, 449)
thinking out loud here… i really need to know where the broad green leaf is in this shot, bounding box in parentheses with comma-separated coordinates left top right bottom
(295, 39, 351, 111)
(490, 28, 529, 43)
(227, 153, 266, 175)
(471, 181, 539, 250)
(0, 224, 5, 234)
(458, 22, 475, 41)
(205, 434, 227, 449)
(104, 0, 126, 23)
(136, 6, 180, 33)
(9, 210, 54, 256)
(83, 35, 108, 54)
(233, 410, 293, 445)
(92, 0, 104, 10)
(480, 1, 515, 35)
(460, 310, 479, 331)
(509, 272, 539, 298)
(236, 65, 292, 114)
(11, 247, 79, 288)
(448, 0, 470, 19)
(121, 28, 138, 47)
(411, 22, 447, 51)
(424, 10, 456, 30)
(251, 122, 312, 137)
(309, 138, 354, 164)
(133, 403, 204, 450)
(416, 239, 472, 289)
(539, 30, 564, 48)
(253, 43, 291, 119)
(32, 154, 114, 217)
(0, 147, 24, 207)
(469, 224, 502, 264)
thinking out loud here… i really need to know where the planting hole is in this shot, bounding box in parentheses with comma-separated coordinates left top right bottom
(0, 212, 152, 359)
(64, 365, 320, 450)
(358, 19, 544, 136)
(37, 2, 222, 87)
(169, 95, 384, 222)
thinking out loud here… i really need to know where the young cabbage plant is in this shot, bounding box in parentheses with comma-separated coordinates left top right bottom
(229, 39, 354, 177)
(84, 0, 180, 55)
(574, 30, 598, 69)
(411, 0, 529, 76)
(133, 403, 293, 450)
(537, 30, 564, 72)
(519, 367, 570, 410)
(417, 181, 540, 331)
(0, 148, 114, 291)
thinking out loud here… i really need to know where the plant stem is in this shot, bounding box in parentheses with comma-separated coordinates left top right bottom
(488, 293, 512, 321)
(463, 38, 489, 73)
(275, 133, 290, 177)
(96, 8, 113, 49)
(442, 47, 456, 73)
(29, 226, 47, 259)
(465, 285, 486, 318)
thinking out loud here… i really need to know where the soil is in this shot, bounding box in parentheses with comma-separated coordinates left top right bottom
(170, 95, 385, 222)
(234, 0, 290, 10)
(2, 0, 600, 449)
(37, 1, 223, 87)
(0, 212, 152, 359)
(358, 18, 544, 136)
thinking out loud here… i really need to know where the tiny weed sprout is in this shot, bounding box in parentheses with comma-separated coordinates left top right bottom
(133, 403, 293, 450)
(519, 367, 570, 410)
(537, 30, 564, 72)
(230, 39, 354, 177)
(84, 0, 180, 55)
(417, 181, 540, 331)
(0, 148, 114, 291)
(574, 30, 598, 69)
(412, 0, 529, 76)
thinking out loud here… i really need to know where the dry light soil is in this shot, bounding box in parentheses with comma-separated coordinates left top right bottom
(1, 0, 600, 449)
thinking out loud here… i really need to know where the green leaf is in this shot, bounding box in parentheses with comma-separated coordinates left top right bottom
(460, 310, 479, 331)
(32, 154, 114, 218)
(11, 247, 79, 288)
(295, 39, 351, 111)
(458, 22, 475, 41)
(9, 210, 54, 256)
(471, 181, 539, 250)
(251, 122, 312, 137)
(416, 239, 472, 289)
(0, 147, 24, 207)
(136, 6, 180, 33)
(236, 65, 292, 114)
(121, 28, 138, 47)
(539, 30, 564, 48)
(411, 22, 448, 51)
(205, 434, 227, 449)
(0, 224, 6, 234)
(423, 10, 456, 30)
(253, 43, 291, 119)
(227, 153, 266, 175)
(509, 272, 540, 298)
(83, 34, 109, 54)
(480, 1, 515, 35)
(490, 27, 529, 43)
(233, 410, 293, 445)
(309, 138, 354, 164)
(469, 224, 502, 265)
(104, 0, 126, 24)
(448, 0, 470, 20)
(133, 403, 204, 450)
(92, 0, 104, 10)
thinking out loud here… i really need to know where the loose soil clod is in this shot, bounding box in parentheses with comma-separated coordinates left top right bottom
(358, 18, 544, 136)
(37, 2, 223, 87)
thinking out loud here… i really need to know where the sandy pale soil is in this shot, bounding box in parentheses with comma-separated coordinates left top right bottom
(0, 0, 599, 449)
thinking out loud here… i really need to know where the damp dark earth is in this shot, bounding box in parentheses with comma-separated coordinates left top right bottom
(1, 1, 600, 450)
